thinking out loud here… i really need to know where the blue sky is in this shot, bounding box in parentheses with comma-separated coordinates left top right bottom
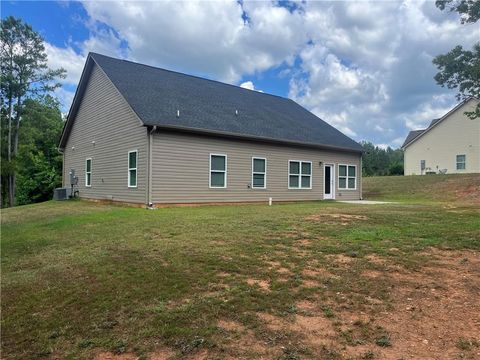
(2, 1, 478, 148)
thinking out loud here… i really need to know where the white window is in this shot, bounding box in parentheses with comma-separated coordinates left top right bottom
(210, 154, 227, 188)
(456, 155, 466, 170)
(288, 160, 312, 189)
(252, 157, 266, 189)
(85, 158, 92, 187)
(128, 150, 138, 188)
(338, 164, 356, 190)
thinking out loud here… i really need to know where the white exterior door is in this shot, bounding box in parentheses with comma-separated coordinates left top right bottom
(324, 164, 335, 199)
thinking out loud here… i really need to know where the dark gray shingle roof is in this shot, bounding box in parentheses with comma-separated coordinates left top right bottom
(89, 53, 362, 152)
(402, 129, 424, 148)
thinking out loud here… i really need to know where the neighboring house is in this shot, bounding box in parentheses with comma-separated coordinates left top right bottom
(402, 98, 480, 176)
(59, 53, 363, 205)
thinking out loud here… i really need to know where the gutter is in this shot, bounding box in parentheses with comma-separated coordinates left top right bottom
(144, 123, 364, 154)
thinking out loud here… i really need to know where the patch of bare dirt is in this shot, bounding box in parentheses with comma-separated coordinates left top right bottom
(258, 311, 336, 348)
(217, 271, 231, 278)
(374, 248, 480, 359)
(327, 254, 355, 264)
(229, 249, 479, 359)
(306, 213, 368, 225)
(303, 279, 320, 288)
(149, 348, 176, 360)
(302, 266, 333, 279)
(296, 299, 317, 313)
(362, 269, 383, 278)
(218, 319, 245, 332)
(94, 353, 137, 360)
(276, 267, 292, 276)
(265, 260, 281, 269)
(292, 314, 337, 347)
(246, 278, 271, 292)
(435, 175, 480, 204)
(295, 239, 312, 247)
(365, 254, 387, 265)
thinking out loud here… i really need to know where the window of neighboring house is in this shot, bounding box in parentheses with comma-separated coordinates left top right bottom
(338, 164, 356, 190)
(456, 155, 466, 170)
(85, 158, 92, 187)
(210, 154, 227, 188)
(128, 150, 138, 187)
(289, 161, 312, 189)
(420, 160, 426, 172)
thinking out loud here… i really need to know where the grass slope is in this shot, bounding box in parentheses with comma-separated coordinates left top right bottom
(1, 175, 479, 359)
(363, 173, 480, 203)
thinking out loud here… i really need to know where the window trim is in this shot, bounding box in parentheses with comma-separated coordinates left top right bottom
(338, 164, 357, 190)
(128, 150, 138, 188)
(288, 160, 312, 190)
(85, 157, 92, 187)
(209, 153, 227, 189)
(456, 154, 466, 171)
(251, 157, 267, 189)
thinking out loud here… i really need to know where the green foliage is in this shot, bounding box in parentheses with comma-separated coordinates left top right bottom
(15, 96, 63, 205)
(361, 141, 404, 176)
(0, 16, 66, 207)
(434, 1, 479, 119)
(433, 44, 480, 119)
(436, 0, 480, 24)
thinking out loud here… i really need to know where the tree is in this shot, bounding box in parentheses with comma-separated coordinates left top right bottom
(361, 141, 404, 176)
(15, 96, 63, 205)
(0, 16, 65, 207)
(433, 1, 480, 119)
(435, 0, 480, 24)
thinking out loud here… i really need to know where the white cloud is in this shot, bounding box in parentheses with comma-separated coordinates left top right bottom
(44, 43, 85, 86)
(239, 80, 263, 92)
(44, 0, 479, 147)
(290, 0, 479, 146)
(81, 0, 306, 82)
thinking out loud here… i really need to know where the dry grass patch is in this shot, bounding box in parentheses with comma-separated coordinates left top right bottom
(218, 319, 245, 332)
(306, 213, 368, 226)
(246, 278, 271, 292)
(327, 254, 355, 264)
(362, 269, 383, 279)
(372, 249, 480, 359)
(95, 352, 138, 360)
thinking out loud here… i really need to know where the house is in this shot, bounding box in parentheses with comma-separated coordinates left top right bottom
(402, 98, 480, 175)
(59, 53, 363, 205)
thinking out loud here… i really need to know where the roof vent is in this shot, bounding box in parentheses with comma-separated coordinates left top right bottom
(235, 109, 238, 116)
(176, 110, 180, 118)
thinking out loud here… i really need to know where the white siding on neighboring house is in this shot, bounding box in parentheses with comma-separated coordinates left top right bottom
(404, 98, 480, 175)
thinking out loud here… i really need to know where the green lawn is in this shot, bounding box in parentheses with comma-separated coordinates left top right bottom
(1, 175, 479, 359)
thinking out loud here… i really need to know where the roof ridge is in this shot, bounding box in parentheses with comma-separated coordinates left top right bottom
(89, 52, 290, 102)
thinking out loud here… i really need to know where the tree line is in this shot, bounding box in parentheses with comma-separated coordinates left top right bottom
(1, 17, 65, 207)
(360, 142, 404, 176)
(0, 1, 478, 207)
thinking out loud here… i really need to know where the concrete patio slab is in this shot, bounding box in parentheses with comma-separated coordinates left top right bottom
(338, 200, 396, 204)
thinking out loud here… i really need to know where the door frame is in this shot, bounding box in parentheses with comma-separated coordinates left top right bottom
(323, 163, 335, 200)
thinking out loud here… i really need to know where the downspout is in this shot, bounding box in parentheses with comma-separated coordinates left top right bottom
(57, 147, 65, 187)
(147, 126, 157, 208)
(360, 154, 363, 200)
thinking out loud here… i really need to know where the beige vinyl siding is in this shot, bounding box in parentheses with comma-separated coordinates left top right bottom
(151, 131, 361, 203)
(63, 63, 147, 203)
(404, 98, 480, 175)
